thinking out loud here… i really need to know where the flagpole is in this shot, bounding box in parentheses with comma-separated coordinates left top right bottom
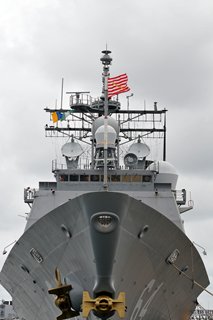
(100, 49, 112, 190)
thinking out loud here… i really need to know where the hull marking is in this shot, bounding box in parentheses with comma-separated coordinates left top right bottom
(130, 279, 163, 320)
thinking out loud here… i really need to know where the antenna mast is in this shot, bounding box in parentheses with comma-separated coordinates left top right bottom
(60, 78, 64, 109)
(100, 49, 112, 189)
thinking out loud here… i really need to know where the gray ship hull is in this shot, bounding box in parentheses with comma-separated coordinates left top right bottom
(0, 192, 209, 320)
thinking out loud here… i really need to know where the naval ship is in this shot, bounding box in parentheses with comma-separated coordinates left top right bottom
(0, 50, 210, 320)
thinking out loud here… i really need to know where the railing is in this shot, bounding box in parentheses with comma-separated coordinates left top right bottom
(24, 187, 37, 203)
(190, 307, 213, 319)
(69, 94, 91, 107)
(52, 159, 91, 171)
(173, 189, 186, 205)
(24, 183, 57, 204)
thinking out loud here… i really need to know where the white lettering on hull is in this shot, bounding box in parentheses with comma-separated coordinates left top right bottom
(130, 279, 163, 320)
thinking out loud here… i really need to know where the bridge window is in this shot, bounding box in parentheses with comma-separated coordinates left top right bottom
(132, 175, 142, 182)
(80, 175, 89, 181)
(143, 175, 152, 182)
(91, 175, 100, 182)
(70, 175, 79, 181)
(100, 175, 110, 182)
(59, 175, 68, 181)
(122, 175, 132, 182)
(111, 175, 121, 182)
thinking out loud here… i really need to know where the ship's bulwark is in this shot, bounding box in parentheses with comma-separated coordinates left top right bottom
(0, 192, 209, 320)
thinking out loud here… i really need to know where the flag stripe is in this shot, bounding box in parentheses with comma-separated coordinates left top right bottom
(108, 73, 128, 82)
(108, 80, 128, 88)
(108, 84, 129, 91)
(108, 85, 129, 91)
(108, 87, 130, 97)
(109, 85, 130, 92)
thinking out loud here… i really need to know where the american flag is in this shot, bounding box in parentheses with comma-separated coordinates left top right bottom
(108, 73, 130, 98)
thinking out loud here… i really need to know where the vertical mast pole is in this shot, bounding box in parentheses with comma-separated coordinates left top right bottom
(60, 78, 64, 109)
(117, 114, 120, 168)
(163, 110, 167, 161)
(103, 71, 108, 188)
(100, 49, 112, 190)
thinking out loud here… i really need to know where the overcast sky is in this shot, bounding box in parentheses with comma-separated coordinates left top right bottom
(0, 0, 213, 310)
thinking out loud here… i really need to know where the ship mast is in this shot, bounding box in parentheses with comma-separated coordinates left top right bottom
(100, 49, 112, 189)
(44, 50, 168, 168)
